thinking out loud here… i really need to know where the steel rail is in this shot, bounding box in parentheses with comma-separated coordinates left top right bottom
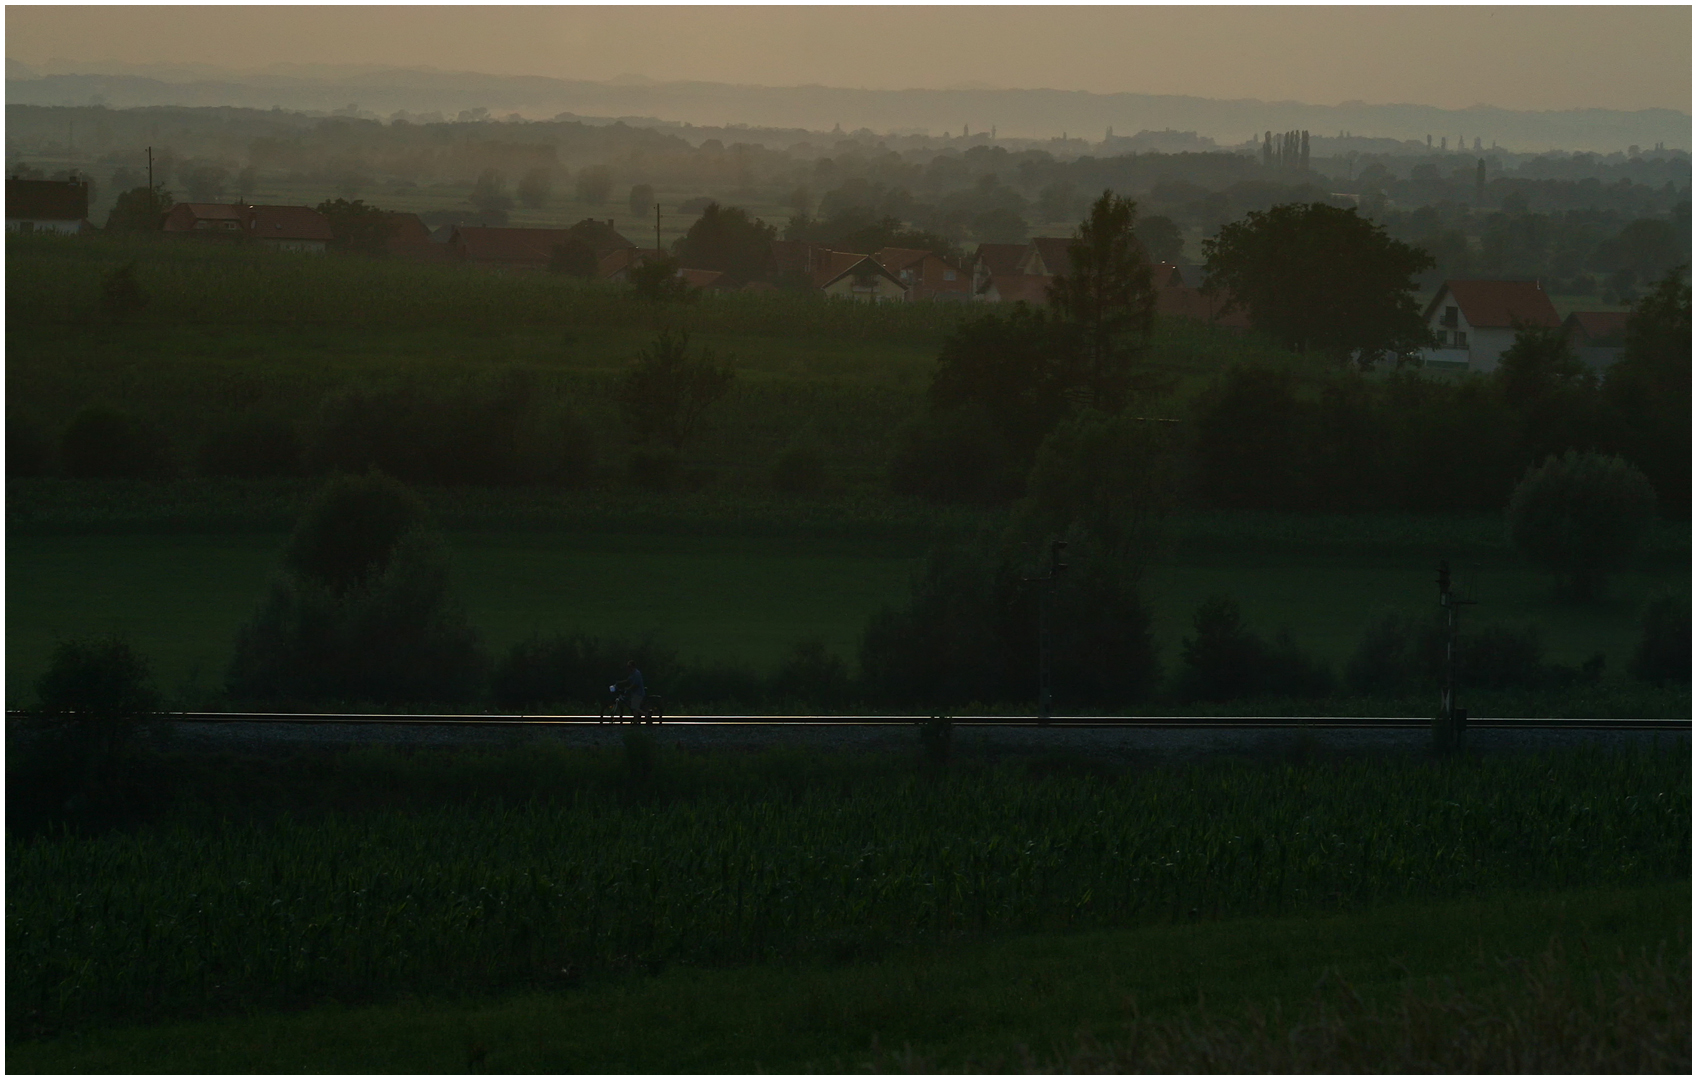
(7, 710, 1688, 731)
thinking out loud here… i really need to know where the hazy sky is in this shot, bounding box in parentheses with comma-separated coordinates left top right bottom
(7, 6, 1691, 114)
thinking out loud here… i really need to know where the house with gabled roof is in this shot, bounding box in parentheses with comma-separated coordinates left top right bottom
(874, 246, 970, 302)
(1018, 236, 1080, 277)
(161, 202, 248, 238)
(811, 250, 906, 301)
(1420, 279, 1561, 372)
(1563, 309, 1633, 371)
(971, 242, 1030, 296)
(243, 205, 335, 253)
(7, 176, 91, 234)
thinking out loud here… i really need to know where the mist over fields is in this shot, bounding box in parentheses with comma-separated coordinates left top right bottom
(8, 59, 1690, 155)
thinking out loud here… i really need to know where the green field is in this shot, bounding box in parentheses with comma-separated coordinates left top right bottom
(8, 520, 1686, 708)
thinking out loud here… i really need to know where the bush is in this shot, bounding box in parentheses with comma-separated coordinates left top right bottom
(1506, 451, 1657, 600)
(227, 473, 485, 706)
(1344, 612, 1553, 695)
(616, 329, 736, 453)
(99, 261, 148, 323)
(771, 443, 825, 495)
(1176, 596, 1332, 702)
(61, 405, 173, 479)
(35, 635, 159, 753)
(860, 534, 1159, 711)
(1631, 594, 1691, 684)
(198, 418, 303, 478)
(492, 633, 677, 711)
(306, 378, 593, 488)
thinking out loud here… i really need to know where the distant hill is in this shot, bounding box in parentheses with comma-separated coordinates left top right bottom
(6, 60, 1689, 155)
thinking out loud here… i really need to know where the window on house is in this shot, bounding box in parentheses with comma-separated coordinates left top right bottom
(1443, 305, 1459, 328)
(943, 270, 957, 281)
(1456, 331, 1468, 348)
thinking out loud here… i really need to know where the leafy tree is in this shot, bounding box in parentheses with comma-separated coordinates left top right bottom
(1018, 409, 1177, 567)
(575, 165, 611, 205)
(1201, 202, 1434, 367)
(470, 168, 512, 218)
(628, 252, 693, 302)
(1175, 596, 1332, 702)
(1047, 190, 1158, 409)
(927, 305, 1077, 474)
(314, 198, 396, 255)
(616, 329, 735, 453)
(1506, 450, 1657, 600)
(628, 183, 655, 217)
(104, 185, 173, 232)
(228, 472, 485, 705)
(1137, 214, 1185, 264)
(673, 202, 776, 282)
(1604, 268, 1691, 515)
(516, 166, 552, 209)
(99, 261, 148, 323)
(1631, 594, 1690, 684)
(1495, 323, 1593, 407)
(35, 635, 159, 755)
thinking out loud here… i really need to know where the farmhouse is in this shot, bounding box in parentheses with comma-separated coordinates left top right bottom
(1419, 279, 1561, 373)
(243, 205, 335, 253)
(161, 202, 247, 237)
(6, 176, 91, 234)
(1562, 310, 1632, 371)
(970, 242, 1030, 297)
(810, 250, 906, 302)
(873, 247, 970, 302)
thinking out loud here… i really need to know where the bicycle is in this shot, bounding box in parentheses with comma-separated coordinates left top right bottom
(600, 685, 664, 724)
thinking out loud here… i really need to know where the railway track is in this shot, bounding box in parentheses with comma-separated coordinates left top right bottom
(9, 710, 1686, 730)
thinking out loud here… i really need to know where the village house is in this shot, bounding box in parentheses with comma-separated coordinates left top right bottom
(873, 247, 971, 302)
(162, 202, 335, 252)
(1420, 279, 1561, 372)
(1562, 310, 1632, 371)
(810, 250, 906, 301)
(383, 212, 449, 262)
(6, 176, 92, 234)
(970, 242, 1030, 298)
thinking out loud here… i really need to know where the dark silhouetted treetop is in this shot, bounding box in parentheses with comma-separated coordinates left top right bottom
(284, 471, 429, 594)
(673, 202, 776, 283)
(617, 329, 735, 453)
(314, 198, 397, 255)
(1494, 322, 1594, 407)
(1201, 201, 1434, 367)
(103, 185, 173, 232)
(1047, 190, 1158, 410)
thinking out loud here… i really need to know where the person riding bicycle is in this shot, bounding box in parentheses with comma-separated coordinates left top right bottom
(612, 660, 645, 719)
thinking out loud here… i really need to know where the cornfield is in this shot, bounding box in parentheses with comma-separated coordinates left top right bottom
(8, 745, 1687, 1029)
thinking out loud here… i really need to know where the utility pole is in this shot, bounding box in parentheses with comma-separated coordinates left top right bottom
(654, 201, 661, 252)
(1435, 561, 1475, 753)
(147, 146, 153, 191)
(1023, 540, 1068, 725)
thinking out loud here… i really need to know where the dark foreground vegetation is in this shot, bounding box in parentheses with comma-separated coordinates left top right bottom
(7, 736, 1688, 1071)
(7, 740, 1688, 1034)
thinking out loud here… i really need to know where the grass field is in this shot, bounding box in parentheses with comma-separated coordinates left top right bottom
(10, 882, 1686, 1073)
(8, 520, 1686, 708)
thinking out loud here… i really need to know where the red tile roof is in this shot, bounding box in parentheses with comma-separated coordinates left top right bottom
(873, 247, 932, 274)
(1427, 280, 1560, 329)
(598, 247, 665, 279)
(1027, 236, 1079, 276)
(161, 203, 245, 232)
(973, 243, 1029, 278)
(1563, 310, 1632, 345)
(244, 204, 335, 242)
